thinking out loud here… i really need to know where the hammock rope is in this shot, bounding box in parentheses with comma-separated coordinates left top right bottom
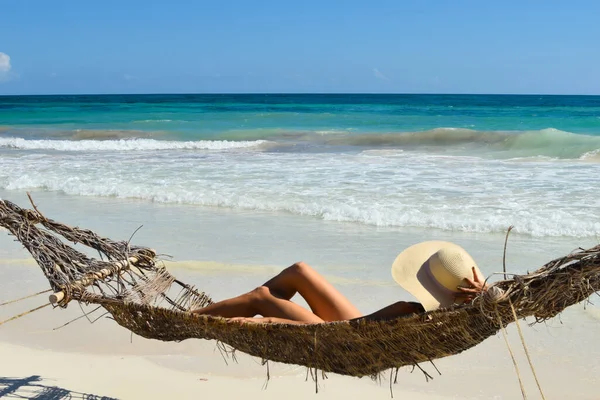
(1, 197, 600, 378)
(0, 289, 52, 307)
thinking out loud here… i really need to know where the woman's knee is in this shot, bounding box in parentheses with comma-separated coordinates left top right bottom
(250, 285, 271, 300)
(289, 261, 313, 276)
(246, 286, 273, 314)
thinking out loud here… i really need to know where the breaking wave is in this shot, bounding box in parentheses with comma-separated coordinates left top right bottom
(325, 128, 600, 159)
(0, 138, 269, 151)
(2, 127, 600, 159)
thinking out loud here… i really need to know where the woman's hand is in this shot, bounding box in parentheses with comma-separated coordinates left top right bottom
(456, 266, 488, 303)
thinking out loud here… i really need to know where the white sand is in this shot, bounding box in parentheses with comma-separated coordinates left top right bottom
(1, 342, 454, 400)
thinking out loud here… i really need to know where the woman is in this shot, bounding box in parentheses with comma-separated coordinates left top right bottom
(192, 241, 489, 324)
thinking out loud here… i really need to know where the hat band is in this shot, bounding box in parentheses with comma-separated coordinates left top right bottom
(424, 262, 459, 297)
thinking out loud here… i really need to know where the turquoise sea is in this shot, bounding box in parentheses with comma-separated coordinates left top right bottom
(1, 94, 599, 238)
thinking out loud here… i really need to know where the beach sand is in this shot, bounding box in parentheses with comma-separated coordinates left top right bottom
(1, 191, 599, 399)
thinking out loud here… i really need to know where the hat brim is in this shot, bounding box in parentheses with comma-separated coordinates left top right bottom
(391, 241, 468, 311)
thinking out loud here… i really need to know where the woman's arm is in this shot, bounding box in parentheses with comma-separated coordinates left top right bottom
(354, 301, 424, 322)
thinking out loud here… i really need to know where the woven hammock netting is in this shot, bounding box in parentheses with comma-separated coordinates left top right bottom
(1, 198, 600, 378)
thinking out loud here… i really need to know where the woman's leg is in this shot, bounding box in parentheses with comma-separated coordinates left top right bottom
(192, 286, 324, 323)
(262, 261, 362, 321)
(192, 261, 361, 322)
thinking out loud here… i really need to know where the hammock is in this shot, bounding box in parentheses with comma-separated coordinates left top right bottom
(1, 197, 599, 378)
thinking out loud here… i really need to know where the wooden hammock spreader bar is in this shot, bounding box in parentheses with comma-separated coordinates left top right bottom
(49, 256, 139, 305)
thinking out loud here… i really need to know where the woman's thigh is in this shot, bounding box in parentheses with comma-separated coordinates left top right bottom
(254, 286, 325, 323)
(265, 262, 362, 321)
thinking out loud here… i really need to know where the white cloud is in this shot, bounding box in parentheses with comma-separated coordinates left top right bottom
(0, 52, 12, 82)
(0, 52, 11, 72)
(373, 68, 389, 81)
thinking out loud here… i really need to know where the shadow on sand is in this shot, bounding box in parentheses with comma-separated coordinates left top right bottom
(0, 375, 118, 399)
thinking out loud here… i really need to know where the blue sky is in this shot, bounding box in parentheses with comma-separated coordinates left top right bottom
(1, 0, 599, 95)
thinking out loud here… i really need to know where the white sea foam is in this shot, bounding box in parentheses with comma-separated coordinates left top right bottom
(133, 119, 174, 123)
(315, 130, 354, 135)
(0, 138, 268, 151)
(1, 148, 599, 238)
(580, 149, 600, 162)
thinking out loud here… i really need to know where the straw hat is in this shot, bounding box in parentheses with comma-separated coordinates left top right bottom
(391, 241, 481, 311)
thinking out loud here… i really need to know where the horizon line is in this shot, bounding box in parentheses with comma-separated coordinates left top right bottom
(1, 92, 600, 97)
